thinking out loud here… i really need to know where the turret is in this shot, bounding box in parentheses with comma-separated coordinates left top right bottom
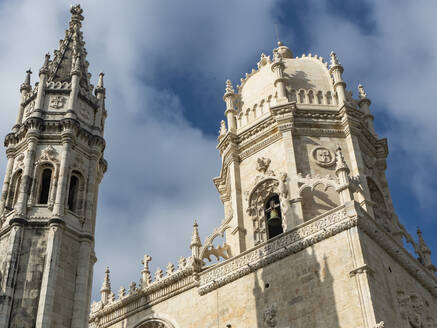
(357, 83, 376, 134)
(329, 51, 346, 105)
(223, 80, 236, 133)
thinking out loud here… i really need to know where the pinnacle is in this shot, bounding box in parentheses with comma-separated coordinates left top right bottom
(45, 4, 92, 91)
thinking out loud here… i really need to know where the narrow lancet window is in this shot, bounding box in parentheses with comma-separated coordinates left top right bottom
(12, 174, 22, 207)
(38, 168, 52, 204)
(265, 194, 283, 239)
(68, 175, 79, 212)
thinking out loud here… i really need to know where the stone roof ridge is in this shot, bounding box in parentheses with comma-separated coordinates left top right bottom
(46, 4, 93, 93)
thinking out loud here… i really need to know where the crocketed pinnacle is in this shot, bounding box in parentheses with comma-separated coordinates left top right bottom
(225, 80, 235, 95)
(417, 228, 431, 255)
(101, 266, 111, 292)
(330, 51, 340, 67)
(20, 69, 32, 92)
(274, 40, 293, 59)
(46, 4, 92, 90)
(190, 220, 201, 249)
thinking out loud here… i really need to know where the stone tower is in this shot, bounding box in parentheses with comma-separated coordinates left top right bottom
(0, 5, 106, 327)
(87, 41, 437, 327)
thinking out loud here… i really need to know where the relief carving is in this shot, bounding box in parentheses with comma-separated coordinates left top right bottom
(263, 304, 277, 328)
(312, 146, 335, 167)
(49, 95, 66, 109)
(397, 289, 436, 328)
(39, 145, 58, 163)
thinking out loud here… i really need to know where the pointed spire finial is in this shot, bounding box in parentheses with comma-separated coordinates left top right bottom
(330, 51, 340, 67)
(20, 68, 32, 92)
(219, 120, 227, 139)
(190, 220, 202, 250)
(69, 4, 84, 27)
(225, 80, 235, 95)
(97, 72, 104, 88)
(358, 83, 368, 100)
(39, 53, 50, 76)
(100, 266, 112, 304)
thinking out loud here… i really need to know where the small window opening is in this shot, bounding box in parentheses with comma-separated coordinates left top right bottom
(38, 168, 52, 204)
(68, 175, 79, 212)
(265, 194, 283, 239)
(12, 174, 22, 207)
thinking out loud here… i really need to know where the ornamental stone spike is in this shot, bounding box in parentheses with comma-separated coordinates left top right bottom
(357, 83, 375, 135)
(141, 254, 152, 287)
(335, 145, 353, 204)
(39, 53, 50, 76)
(225, 79, 235, 95)
(417, 228, 432, 269)
(329, 51, 340, 67)
(20, 69, 32, 92)
(190, 220, 202, 259)
(100, 266, 112, 305)
(329, 51, 346, 104)
(97, 72, 105, 89)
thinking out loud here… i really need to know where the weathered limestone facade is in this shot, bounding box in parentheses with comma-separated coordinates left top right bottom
(88, 41, 437, 328)
(0, 5, 107, 328)
(0, 5, 436, 328)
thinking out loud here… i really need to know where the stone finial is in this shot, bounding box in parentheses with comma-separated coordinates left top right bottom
(141, 254, 152, 287)
(97, 72, 105, 89)
(155, 267, 163, 280)
(190, 220, 202, 260)
(20, 69, 32, 92)
(416, 228, 433, 269)
(166, 262, 175, 275)
(178, 256, 187, 269)
(109, 291, 115, 303)
(69, 4, 84, 27)
(128, 281, 137, 295)
(224, 80, 235, 96)
(118, 286, 126, 299)
(190, 220, 202, 249)
(358, 83, 367, 100)
(273, 40, 293, 59)
(218, 120, 227, 139)
(335, 145, 349, 172)
(39, 53, 50, 75)
(100, 267, 111, 304)
(330, 51, 340, 67)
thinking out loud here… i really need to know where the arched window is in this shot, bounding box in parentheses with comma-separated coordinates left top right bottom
(38, 168, 52, 204)
(6, 170, 22, 210)
(67, 174, 79, 212)
(265, 194, 283, 239)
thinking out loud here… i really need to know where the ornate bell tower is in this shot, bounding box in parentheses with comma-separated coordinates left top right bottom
(0, 5, 107, 327)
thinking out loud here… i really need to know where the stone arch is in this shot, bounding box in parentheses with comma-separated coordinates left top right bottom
(28, 161, 58, 208)
(66, 169, 86, 217)
(300, 182, 340, 221)
(247, 178, 286, 245)
(6, 169, 22, 210)
(134, 318, 175, 328)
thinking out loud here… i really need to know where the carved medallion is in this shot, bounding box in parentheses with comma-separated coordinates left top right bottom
(256, 157, 271, 174)
(49, 95, 66, 109)
(312, 146, 335, 167)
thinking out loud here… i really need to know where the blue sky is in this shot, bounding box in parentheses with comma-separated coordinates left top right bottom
(0, 0, 435, 302)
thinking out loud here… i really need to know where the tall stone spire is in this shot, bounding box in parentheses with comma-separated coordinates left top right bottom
(101, 267, 112, 305)
(0, 5, 107, 327)
(47, 4, 92, 91)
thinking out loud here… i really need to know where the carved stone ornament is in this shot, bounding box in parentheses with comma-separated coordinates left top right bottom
(397, 289, 436, 328)
(256, 157, 271, 174)
(40, 145, 58, 163)
(15, 153, 25, 170)
(312, 146, 335, 167)
(263, 304, 278, 328)
(24, 100, 35, 118)
(49, 95, 66, 109)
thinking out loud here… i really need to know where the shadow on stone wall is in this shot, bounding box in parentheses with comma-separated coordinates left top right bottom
(253, 245, 340, 328)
